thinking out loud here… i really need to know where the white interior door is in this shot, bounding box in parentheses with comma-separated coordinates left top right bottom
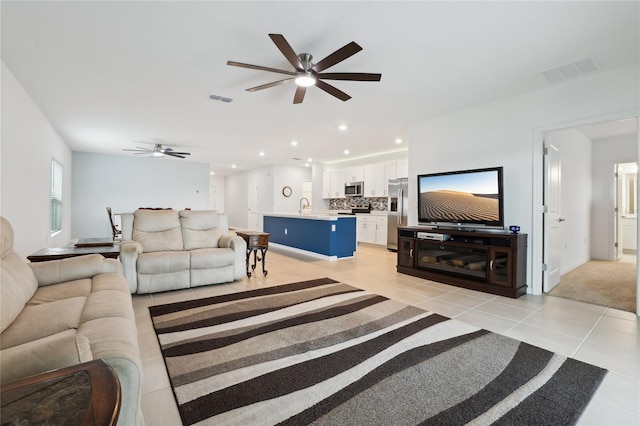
(544, 141, 562, 291)
(247, 181, 258, 231)
(616, 164, 624, 260)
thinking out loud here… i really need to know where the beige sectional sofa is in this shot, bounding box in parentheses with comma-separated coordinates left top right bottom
(119, 209, 246, 294)
(0, 216, 143, 426)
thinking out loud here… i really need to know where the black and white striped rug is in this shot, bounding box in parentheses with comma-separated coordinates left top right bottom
(149, 278, 606, 425)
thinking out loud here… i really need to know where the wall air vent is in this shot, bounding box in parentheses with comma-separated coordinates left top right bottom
(209, 94, 234, 103)
(541, 56, 599, 84)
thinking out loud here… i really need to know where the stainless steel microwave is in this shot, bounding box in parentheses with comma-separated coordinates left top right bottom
(344, 181, 364, 197)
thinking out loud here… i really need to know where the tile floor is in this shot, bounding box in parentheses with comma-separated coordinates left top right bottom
(133, 244, 639, 425)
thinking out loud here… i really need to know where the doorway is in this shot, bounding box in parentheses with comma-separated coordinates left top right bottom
(542, 118, 638, 312)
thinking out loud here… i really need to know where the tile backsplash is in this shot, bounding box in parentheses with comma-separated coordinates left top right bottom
(329, 197, 387, 211)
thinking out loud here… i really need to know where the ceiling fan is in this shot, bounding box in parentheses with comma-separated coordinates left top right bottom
(122, 144, 191, 159)
(227, 34, 382, 104)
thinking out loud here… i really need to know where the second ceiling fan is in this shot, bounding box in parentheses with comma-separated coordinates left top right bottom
(227, 34, 382, 104)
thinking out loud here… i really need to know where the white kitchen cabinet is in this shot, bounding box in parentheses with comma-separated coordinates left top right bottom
(322, 169, 346, 198)
(357, 214, 388, 245)
(345, 166, 364, 183)
(396, 160, 408, 178)
(322, 171, 332, 198)
(375, 215, 388, 245)
(330, 169, 345, 198)
(363, 164, 385, 197)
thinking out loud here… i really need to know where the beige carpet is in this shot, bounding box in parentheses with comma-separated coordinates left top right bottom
(550, 260, 637, 312)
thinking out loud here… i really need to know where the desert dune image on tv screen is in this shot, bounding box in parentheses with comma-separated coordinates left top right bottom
(419, 171, 500, 222)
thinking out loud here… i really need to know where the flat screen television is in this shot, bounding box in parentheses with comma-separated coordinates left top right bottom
(417, 166, 504, 229)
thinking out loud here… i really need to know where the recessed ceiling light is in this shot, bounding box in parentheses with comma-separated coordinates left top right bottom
(338, 124, 348, 131)
(232, 164, 237, 169)
(259, 151, 265, 157)
(210, 171, 215, 175)
(307, 158, 313, 162)
(291, 141, 298, 146)
(344, 149, 350, 155)
(305, 163, 310, 167)
(395, 138, 403, 144)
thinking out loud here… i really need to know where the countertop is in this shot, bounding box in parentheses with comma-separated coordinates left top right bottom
(261, 211, 388, 220)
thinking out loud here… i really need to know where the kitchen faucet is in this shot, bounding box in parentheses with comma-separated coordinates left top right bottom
(299, 197, 310, 214)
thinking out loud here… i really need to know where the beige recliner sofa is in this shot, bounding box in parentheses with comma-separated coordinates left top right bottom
(0, 216, 143, 426)
(119, 209, 246, 294)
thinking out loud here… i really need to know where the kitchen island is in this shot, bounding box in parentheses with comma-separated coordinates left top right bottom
(262, 213, 356, 259)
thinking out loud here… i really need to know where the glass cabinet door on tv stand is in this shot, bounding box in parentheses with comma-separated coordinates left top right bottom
(397, 237, 415, 268)
(416, 241, 488, 282)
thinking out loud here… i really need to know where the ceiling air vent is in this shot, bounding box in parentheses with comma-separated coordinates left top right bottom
(209, 94, 234, 103)
(541, 57, 599, 84)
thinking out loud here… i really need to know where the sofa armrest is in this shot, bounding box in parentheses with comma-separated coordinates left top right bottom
(119, 240, 143, 293)
(29, 254, 118, 287)
(219, 234, 247, 280)
(219, 232, 243, 249)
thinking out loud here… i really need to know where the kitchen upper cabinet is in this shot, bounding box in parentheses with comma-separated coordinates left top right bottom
(331, 169, 345, 198)
(396, 160, 408, 178)
(363, 164, 386, 197)
(345, 166, 364, 183)
(323, 169, 346, 199)
(322, 171, 332, 198)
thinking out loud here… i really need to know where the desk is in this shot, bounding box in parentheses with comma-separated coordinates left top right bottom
(1, 359, 121, 426)
(236, 231, 269, 278)
(28, 244, 120, 262)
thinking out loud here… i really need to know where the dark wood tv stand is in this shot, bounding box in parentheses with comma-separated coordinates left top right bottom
(397, 226, 527, 298)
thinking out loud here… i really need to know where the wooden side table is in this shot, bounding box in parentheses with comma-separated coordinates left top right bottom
(236, 231, 269, 278)
(1, 359, 121, 426)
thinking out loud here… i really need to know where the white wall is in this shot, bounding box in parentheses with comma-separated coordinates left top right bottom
(225, 166, 275, 229)
(591, 135, 638, 260)
(72, 152, 210, 238)
(1, 62, 73, 258)
(545, 128, 592, 273)
(209, 174, 225, 212)
(273, 166, 312, 213)
(408, 63, 640, 295)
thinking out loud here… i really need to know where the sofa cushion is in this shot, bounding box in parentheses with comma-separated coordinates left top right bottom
(137, 251, 190, 274)
(0, 330, 93, 384)
(190, 247, 236, 269)
(180, 210, 225, 250)
(1, 296, 86, 349)
(133, 209, 183, 252)
(27, 278, 92, 305)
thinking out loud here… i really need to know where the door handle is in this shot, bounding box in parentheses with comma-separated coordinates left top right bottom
(559, 218, 566, 222)
(409, 248, 413, 258)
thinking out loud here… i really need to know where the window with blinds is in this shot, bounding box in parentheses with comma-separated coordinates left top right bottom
(50, 159, 63, 234)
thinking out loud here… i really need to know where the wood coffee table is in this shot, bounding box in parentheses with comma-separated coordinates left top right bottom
(1, 359, 121, 425)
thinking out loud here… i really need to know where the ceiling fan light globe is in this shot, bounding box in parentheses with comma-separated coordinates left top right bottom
(295, 74, 316, 87)
(151, 152, 164, 158)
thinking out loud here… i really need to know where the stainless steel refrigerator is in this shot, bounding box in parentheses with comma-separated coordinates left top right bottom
(387, 178, 408, 250)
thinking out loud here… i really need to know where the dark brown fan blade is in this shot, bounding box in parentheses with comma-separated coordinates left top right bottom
(269, 34, 304, 71)
(227, 61, 295, 76)
(165, 153, 187, 158)
(293, 86, 307, 104)
(315, 80, 351, 102)
(167, 151, 190, 156)
(318, 72, 382, 81)
(311, 42, 362, 73)
(246, 77, 294, 92)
